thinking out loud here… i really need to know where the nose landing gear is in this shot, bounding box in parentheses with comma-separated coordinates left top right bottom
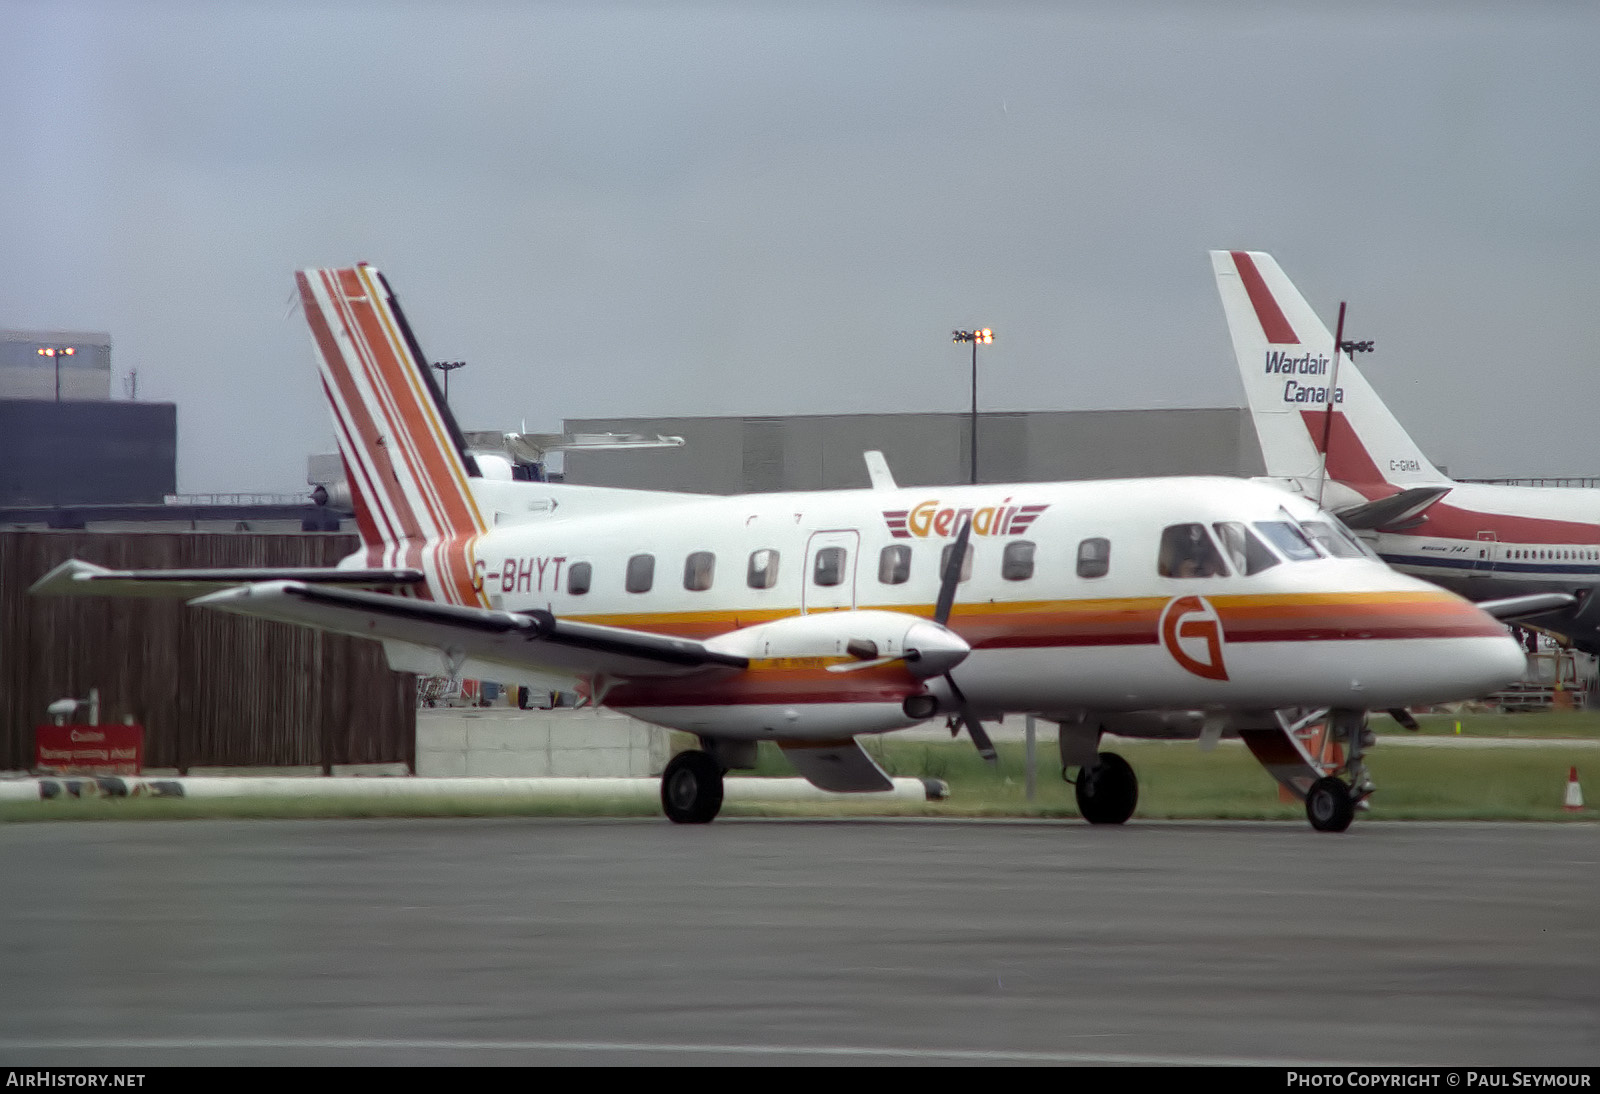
(1305, 775, 1355, 833)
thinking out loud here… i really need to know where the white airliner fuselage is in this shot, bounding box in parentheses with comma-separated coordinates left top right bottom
(436, 474, 1522, 733)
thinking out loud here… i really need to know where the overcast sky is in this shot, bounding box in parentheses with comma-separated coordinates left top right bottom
(3, 1, 1597, 491)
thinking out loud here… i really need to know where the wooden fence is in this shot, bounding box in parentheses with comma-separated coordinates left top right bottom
(0, 531, 414, 772)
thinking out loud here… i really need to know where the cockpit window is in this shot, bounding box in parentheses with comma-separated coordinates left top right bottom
(1301, 520, 1366, 559)
(1212, 521, 1281, 575)
(1254, 521, 1322, 561)
(1158, 523, 1229, 578)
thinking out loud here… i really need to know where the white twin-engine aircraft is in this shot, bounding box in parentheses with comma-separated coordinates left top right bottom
(1214, 250, 1597, 651)
(32, 265, 1530, 833)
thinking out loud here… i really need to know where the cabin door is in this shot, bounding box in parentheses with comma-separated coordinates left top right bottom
(802, 530, 860, 614)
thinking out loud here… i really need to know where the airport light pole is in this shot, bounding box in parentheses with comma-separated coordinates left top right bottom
(36, 345, 75, 402)
(430, 360, 466, 405)
(952, 328, 993, 484)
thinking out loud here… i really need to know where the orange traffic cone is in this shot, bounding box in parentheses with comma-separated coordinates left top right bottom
(1564, 767, 1585, 812)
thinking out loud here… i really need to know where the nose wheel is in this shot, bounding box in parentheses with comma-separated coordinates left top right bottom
(1074, 751, 1139, 825)
(1305, 776, 1354, 833)
(661, 750, 725, 824)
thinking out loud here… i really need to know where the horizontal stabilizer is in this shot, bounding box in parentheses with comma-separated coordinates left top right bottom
(29, 558, 423, 599)
(1334, 485, 1451, 531)
(1477, 592, 1578, 621)
(778, 738, 895, 793)
(190, 581, 747, 680)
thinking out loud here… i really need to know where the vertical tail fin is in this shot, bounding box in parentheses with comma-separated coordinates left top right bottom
(297, 265, 487, 604)
(1211, 250, 1447, 490)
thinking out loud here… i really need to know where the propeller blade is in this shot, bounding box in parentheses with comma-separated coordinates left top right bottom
(941, 672, 996, 764)
(932, 517, 973, 627)
(963, 715, 998, 764)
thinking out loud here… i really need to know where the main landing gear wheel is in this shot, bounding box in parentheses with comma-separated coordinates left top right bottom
(1305, 776, 1354, 833)
(661, 750, 725, 825)
(1075, 751, 1138, 825)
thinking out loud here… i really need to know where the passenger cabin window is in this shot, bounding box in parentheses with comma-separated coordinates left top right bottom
(747, 549, 779, 589)
(1254, 521, 1321, 562)
(1301, 520, 1366, 559)
(1001, 540, 1035, 581)
(1158, 523, 1229, 578)
(1077, 537, 1110, 579)
(939, 541, 974, 583)
(625, 553, 655, 593)
(683, 551, 715, 591)
(878, 544, 911, 585)
(1212, 522, 1280, 576)
(813, 546, 847, 587)
(567, 561, 592, 595)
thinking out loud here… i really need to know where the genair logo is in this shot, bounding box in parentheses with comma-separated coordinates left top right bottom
(1159, 595, 1228, 681)
(1266, 350, 1343, 406)
(882, 498, 1048, 539)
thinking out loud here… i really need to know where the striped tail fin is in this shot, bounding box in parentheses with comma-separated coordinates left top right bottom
(296, 264, 488, 605)
(1212, 249, 1447, 490)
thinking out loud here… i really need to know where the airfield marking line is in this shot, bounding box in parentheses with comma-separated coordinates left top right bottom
(0, 1038, 1351, 1066)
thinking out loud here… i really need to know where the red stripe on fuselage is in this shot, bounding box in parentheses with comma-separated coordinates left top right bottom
(1390, 501, 1600, 545)
(1294, 409, 1600, 542)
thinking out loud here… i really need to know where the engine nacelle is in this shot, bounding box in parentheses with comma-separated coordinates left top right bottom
(613, 611, 970, 741)
(704, 609, 969, 678)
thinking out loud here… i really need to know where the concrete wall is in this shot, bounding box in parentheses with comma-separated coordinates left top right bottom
(416, 708, 671, 777)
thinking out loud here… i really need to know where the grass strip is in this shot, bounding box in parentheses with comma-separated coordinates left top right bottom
(2, 737, 1594, 823)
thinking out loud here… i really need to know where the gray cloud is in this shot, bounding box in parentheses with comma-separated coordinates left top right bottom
(2, 1, 1596, 490)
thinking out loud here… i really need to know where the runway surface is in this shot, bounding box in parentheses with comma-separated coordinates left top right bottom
(0, 818, 1595, 1066)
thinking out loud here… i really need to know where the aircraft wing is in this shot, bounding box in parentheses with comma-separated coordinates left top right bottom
(1477, 592, 1578, 622)
(190, 581, 748, 682)
(1333, 485, 1451, 531)
(29, 558, 424, 599)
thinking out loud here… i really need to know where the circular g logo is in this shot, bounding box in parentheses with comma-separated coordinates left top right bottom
(1159, 595, 1229, 681)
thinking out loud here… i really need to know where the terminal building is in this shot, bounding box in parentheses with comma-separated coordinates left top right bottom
(557, 408, 1266, 493)
(0, 328, 178, 518)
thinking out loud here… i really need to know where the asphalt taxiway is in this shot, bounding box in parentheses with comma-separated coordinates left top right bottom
(0, 819, 1594, 1066)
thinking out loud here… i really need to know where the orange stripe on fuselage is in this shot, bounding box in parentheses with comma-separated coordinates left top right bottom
(563, 590, 1501, 649)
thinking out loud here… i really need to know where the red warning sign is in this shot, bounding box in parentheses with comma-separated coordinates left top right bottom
(35, 724, 144, 775)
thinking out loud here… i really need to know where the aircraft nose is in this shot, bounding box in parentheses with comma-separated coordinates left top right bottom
(1476, 621, 1534, 692)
